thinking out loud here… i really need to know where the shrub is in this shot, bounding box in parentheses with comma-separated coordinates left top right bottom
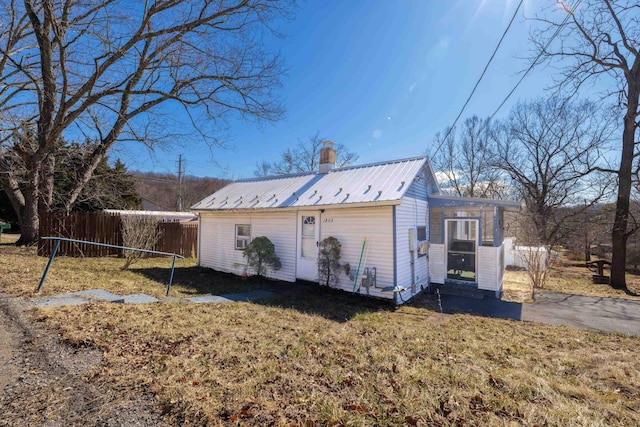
(318, 236, 341, 287)
(121, 215, 162, 270)
(243, 236, 281, 277)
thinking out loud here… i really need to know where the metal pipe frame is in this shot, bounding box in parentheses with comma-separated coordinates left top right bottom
(37, 237, 185, 297)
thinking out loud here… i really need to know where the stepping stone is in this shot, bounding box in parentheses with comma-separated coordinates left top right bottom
(32, 288, 276, 307)
(69, 289, 123, 302)
(117, 294, 160, 304)
(34, 296, 89, 307)
(222, 290, 277, 302)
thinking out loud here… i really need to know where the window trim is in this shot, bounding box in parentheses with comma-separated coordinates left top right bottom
(235, 224, 251, 250)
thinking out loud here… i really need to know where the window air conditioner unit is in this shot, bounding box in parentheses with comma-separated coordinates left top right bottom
(417, 241, 428, 255)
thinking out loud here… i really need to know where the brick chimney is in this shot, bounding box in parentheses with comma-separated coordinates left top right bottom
(319, 141, 336, 173)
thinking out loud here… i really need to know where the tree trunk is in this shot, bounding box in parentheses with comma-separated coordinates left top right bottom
(611, 205, 628, 289)
(15, 156, 42, 246)
(0, 169, 26, 224)
(41, 152, 55, 209)
(610, 81, 639, 290)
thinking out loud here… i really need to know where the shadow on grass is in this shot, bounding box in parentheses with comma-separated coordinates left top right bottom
(132, 265, 396, 322)
(133, 265, 270, 296)
(260, 281, 397, 323)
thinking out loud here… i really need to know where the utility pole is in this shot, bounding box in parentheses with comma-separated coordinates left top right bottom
(177, 154, 183, 212)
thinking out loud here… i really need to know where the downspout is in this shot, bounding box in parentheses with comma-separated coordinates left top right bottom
(410, 245, 415, 294)
(425, 202, 431, 291)
(197, 213, 202, 266)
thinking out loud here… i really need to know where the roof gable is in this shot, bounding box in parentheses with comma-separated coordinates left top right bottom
(192, 157, 431, 211)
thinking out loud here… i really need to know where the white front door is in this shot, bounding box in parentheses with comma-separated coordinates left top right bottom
(296, 211, 320, 281)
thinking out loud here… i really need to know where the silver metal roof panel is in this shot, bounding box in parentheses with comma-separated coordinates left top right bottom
(192, 157, 428, 211)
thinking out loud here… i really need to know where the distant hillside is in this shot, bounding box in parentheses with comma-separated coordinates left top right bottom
(133, 171, 229, 211)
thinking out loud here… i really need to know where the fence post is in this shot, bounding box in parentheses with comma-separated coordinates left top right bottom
(166, 255, 177, 297)
(37, 238, 60, 292)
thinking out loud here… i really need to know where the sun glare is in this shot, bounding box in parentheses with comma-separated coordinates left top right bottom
(467, 0, 529, 27)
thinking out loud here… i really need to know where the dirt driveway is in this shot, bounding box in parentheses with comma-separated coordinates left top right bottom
(0, 302, 19, 392)
(0, 295, 168, 426)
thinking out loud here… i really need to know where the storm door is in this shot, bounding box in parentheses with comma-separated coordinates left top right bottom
(445, 219, 478, 282)
(296, 212, 320, 281)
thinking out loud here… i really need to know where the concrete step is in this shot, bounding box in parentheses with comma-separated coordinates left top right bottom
(433, 283, 485, 300)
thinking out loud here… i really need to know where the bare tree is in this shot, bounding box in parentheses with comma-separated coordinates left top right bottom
(530, 0, 639, 289)
(494, 97, 615, 250)
(431, 116, 507, 199)
(511, 212, 550, 299)
(254, 132, 359, 176)
(559, 203, 611, 262)
(0, 0, 292, 245)
(121, 215, 162, 270)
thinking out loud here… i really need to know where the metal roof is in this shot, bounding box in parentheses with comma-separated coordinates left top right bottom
(427, 193, 522, 211)
(191, 157, 428, 211)
(103, 210, 198, 221)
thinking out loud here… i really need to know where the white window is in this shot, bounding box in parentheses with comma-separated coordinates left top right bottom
(417, 226, 427, 242)
(235, 224, 251, 250)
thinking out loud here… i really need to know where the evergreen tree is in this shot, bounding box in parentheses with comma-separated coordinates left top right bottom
(0, 140, 141, 227)
(54, 143, 141, 212)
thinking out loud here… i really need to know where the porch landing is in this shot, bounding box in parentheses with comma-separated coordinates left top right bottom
(431, 282, 498, 300)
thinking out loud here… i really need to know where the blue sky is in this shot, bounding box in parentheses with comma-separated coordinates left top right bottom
(117, 0, 559, 179)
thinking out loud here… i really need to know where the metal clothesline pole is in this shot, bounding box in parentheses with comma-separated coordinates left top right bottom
(36, 237, 185, 296)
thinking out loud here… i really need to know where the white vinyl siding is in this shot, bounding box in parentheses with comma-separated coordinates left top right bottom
(199, 212, 297, 282)
(477, 244, 503, 295)
(429, 243, 446, 284)
(395, 196, 429, 296)
(319, 206, 395, 299)
(199, 207, 395, 293)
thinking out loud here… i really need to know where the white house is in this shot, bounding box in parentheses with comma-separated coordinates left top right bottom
(192, 142, 520, 304)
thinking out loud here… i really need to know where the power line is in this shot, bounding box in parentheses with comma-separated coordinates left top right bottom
(431, 0, 525, 158)
(489, 0, 581, 120)
(431, 0, 581, 158)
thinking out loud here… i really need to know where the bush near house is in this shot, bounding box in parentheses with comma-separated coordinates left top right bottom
(317, 236, 341, 287)
(242, 236, 281, 277)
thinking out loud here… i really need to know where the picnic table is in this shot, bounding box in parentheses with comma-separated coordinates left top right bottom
(586, 259, 611, 284)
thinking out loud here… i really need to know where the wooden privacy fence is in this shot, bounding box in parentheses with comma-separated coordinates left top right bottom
(156, 221, 198, 258)
(38, 211, 198, 258)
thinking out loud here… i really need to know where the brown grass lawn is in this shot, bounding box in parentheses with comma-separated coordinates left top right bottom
(0, 244, 273, 299)
(502, 260, 640, 303)
(0, 232, 19, 244)
(1, 244, 640, 425)
(544, 263, 640, 299)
